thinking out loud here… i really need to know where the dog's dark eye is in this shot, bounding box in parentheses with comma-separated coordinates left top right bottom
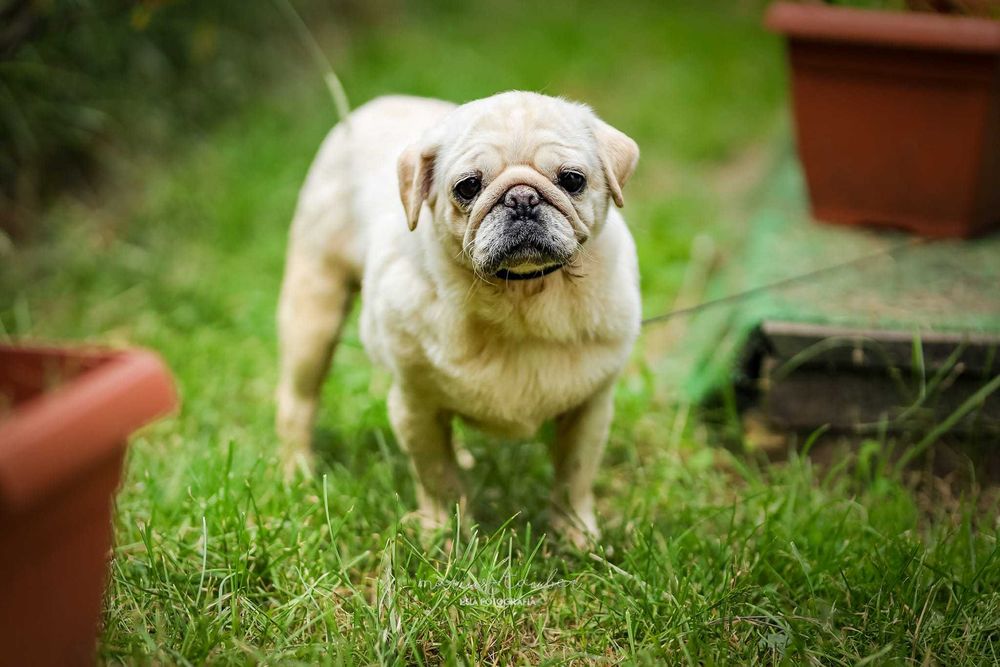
(453, 176, 482, 202)
(558, 170, 586, 195)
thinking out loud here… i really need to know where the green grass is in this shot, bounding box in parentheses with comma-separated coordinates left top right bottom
(2, 1, 999, 663)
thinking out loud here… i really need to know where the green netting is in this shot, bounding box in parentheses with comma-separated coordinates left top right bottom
(676, 159, 1000, 403)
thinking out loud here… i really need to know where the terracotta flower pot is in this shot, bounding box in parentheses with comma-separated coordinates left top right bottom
(0, 346, 177, 667)
(766, 2, 1000, 237)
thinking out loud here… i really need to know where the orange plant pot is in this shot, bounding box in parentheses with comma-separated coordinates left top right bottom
(766, 2, 1000, 237)
(0, 346, 177, 667)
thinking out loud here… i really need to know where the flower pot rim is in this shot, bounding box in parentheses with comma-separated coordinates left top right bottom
(765, 1, 1000, 54)
(0, 345, 177, 512)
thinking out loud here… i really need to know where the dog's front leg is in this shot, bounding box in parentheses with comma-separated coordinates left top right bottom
(388, 383, 463, 531)
(550, 382, 615, 547)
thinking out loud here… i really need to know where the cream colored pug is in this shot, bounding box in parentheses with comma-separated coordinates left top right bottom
(276, 92, 640, 544)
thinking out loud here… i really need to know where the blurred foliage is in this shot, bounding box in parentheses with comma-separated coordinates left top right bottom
(0, 0, 327, 234)
(2, 0, 995, 238)
(1, 0, 783, 240)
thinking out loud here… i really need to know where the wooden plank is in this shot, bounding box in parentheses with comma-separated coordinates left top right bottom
(760, 321, 1000, 376)
(762, 364, 1000, 434)
(750, 320, 1000, 434)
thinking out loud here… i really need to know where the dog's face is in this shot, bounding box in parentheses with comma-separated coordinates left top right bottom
(398, 92, 639, 279)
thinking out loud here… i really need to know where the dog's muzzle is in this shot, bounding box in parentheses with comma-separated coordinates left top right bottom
(485, 185, 571, 278)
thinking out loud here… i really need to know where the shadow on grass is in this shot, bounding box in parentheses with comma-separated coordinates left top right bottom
(312, 425, 409, 484)
(312, 420, 566, 537)
(462, 437, 554, 535)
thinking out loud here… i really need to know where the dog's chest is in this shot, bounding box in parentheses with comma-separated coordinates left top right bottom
(422, 328, 626, 437)
(360, 248, 640, 437)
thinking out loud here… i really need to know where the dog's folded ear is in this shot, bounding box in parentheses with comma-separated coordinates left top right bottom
(397, 142, 438, 231)
(592, 119, 639, 208)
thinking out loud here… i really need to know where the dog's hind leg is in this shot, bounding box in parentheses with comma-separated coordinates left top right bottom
(276, 122, 364, 476)
(276, 247, 356, 477)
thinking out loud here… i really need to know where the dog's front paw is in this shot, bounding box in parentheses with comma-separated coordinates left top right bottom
(402, 508, 449, 533)
(401, 506, 461, 553)
(401, 496, 471, 547)
(276, 395, 317, 481)
(280, 448, 316, 482)
(549, 505, 601, 551)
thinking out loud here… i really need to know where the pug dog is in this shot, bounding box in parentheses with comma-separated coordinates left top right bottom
(276, 92, 640, 545)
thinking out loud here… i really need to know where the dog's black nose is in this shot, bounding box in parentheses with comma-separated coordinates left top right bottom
(503, 185, 540, 217)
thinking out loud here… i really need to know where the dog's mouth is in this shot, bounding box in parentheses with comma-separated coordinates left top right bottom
(489, 236, 570, 281)
(494, 263, 564, 281)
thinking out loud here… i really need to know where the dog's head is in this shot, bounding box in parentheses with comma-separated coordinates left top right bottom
(397, 92, 638, 280)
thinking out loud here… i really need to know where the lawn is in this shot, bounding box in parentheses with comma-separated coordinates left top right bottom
(2, 1, 999, 664)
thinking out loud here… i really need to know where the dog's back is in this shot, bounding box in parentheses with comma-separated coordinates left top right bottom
(286, 96, 456, 285)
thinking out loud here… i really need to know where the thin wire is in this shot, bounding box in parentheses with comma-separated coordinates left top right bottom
(641, 237, 926, 327)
